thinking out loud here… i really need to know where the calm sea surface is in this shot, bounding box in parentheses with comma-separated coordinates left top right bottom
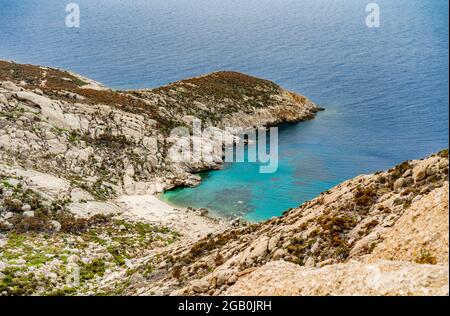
(1, 0, 448, 221)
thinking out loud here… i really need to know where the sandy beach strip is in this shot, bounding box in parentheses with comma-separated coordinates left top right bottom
(116, 194, 228, 243)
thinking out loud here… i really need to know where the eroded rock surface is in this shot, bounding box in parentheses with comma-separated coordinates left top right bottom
(1, 61, 448, 296)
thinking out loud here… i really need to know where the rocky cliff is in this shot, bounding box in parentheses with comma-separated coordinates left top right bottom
(0, 60, 320, 295)
(161, 151, 449, 296)
(0, 61, 320, 197)
(0, 60, 448, 296)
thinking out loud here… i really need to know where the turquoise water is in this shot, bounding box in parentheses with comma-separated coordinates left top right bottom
(1, 0, 448, 221)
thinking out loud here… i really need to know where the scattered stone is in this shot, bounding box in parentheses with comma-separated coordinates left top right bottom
(23, 211, 35, 218)
(197, 208, 209, 216)
(0, 94, 8, 105)
(393, 178, 406, 190)
(50, 220, 62, 232)
(191, 279, 209, 293)
(1, 81, 20, 91)
(272, 248, 286, 260)
(304, 257, 316, 268)
(227, 274, 238, 285)
(3, 212, 13, 220)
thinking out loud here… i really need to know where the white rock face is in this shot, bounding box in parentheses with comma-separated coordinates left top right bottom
(190, 279, 210, 293)
(412, 157, 441, 183)
(248, 236, 269, 260)
(0, 134, 11, 150)
(142, 137, 158, 154)
(0, 93, 8, 105)
(22, 211, 35, 218)
(5, 167, 72, 200)
(15, 91, 68, 129)
(1, 81, 20, 91)
(223, 260, 449, 296)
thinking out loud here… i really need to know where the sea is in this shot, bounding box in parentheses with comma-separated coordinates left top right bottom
(1, 0, 448, 221)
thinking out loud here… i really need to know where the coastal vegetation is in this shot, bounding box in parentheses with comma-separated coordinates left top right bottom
(0, 61, 448, 296)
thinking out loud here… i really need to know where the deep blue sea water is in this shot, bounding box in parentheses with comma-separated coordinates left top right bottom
(1, 0, 448, 221)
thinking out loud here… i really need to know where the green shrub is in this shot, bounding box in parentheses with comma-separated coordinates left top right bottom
(415, 249, 437, 265)
(353, 186, 377, 207)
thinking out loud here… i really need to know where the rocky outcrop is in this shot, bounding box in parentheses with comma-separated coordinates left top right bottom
(222, 260, 448, 296)
(0, 61, 321, 201)
(1, 60, 448, 296)
(222, 181, 449, 296)
(0, 60, 321, 295)
(369, 182, 449, 264)
(146, 151, 448, 296)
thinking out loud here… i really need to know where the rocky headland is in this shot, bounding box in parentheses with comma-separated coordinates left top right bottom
(0, 60, 448, 296)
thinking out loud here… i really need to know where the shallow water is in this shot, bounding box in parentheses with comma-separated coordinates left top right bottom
(1, 0, 448, 221)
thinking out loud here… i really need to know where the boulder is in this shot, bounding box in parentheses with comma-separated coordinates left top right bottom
(413, 165, 427, 182)
(23, 211, 35, 218)
(272, 248, 286, 260)
(393, 178, 406, 190)
(0, 134, 11, 150)
(402, 169, 412, 178)
(304, 256, 316, 268)
(0, 220, 13, 231)
(3, 212, 14, 220)
(0, 94, 8, 105)
(248, 236, 269, 259)
(310, 239, 321, 254)
(426, 166, 437, 176)
(129, 273, 146, 289)
(412, 157, 441, 183)
(50, 220, 62, 232)
(1, 81, 20, 91)
(197, 208, 209, 216)
(191, 279, 209, 293)
(227, 274, 238, 285)
(9, 199, 23, 212)
(142, 137, 158, 154)
(438, 159, 448, 169)
(267, 235, 280, 252)
(15, 91, 68, 129)
(216, 269, 235, 286)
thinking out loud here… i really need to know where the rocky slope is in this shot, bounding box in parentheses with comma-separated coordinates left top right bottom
(224, 182, 449, 296)
(0, 60, 320, 198)
(0, 60, 320, 295)
(156, 151, 448, 296)
(0, 60, 448, 296)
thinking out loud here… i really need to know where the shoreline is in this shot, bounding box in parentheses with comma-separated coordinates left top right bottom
(115, 193, 229, 243)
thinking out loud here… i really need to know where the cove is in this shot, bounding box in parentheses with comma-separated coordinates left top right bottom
(1, 0, 447, 221)
(161, 108, 396, 222)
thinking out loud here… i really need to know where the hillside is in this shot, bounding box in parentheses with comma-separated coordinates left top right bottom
(0, 60, 320, 196)
(144, 151, 449, 296)
(0, 61, 448, 296)
(0, 61, 320, 295)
